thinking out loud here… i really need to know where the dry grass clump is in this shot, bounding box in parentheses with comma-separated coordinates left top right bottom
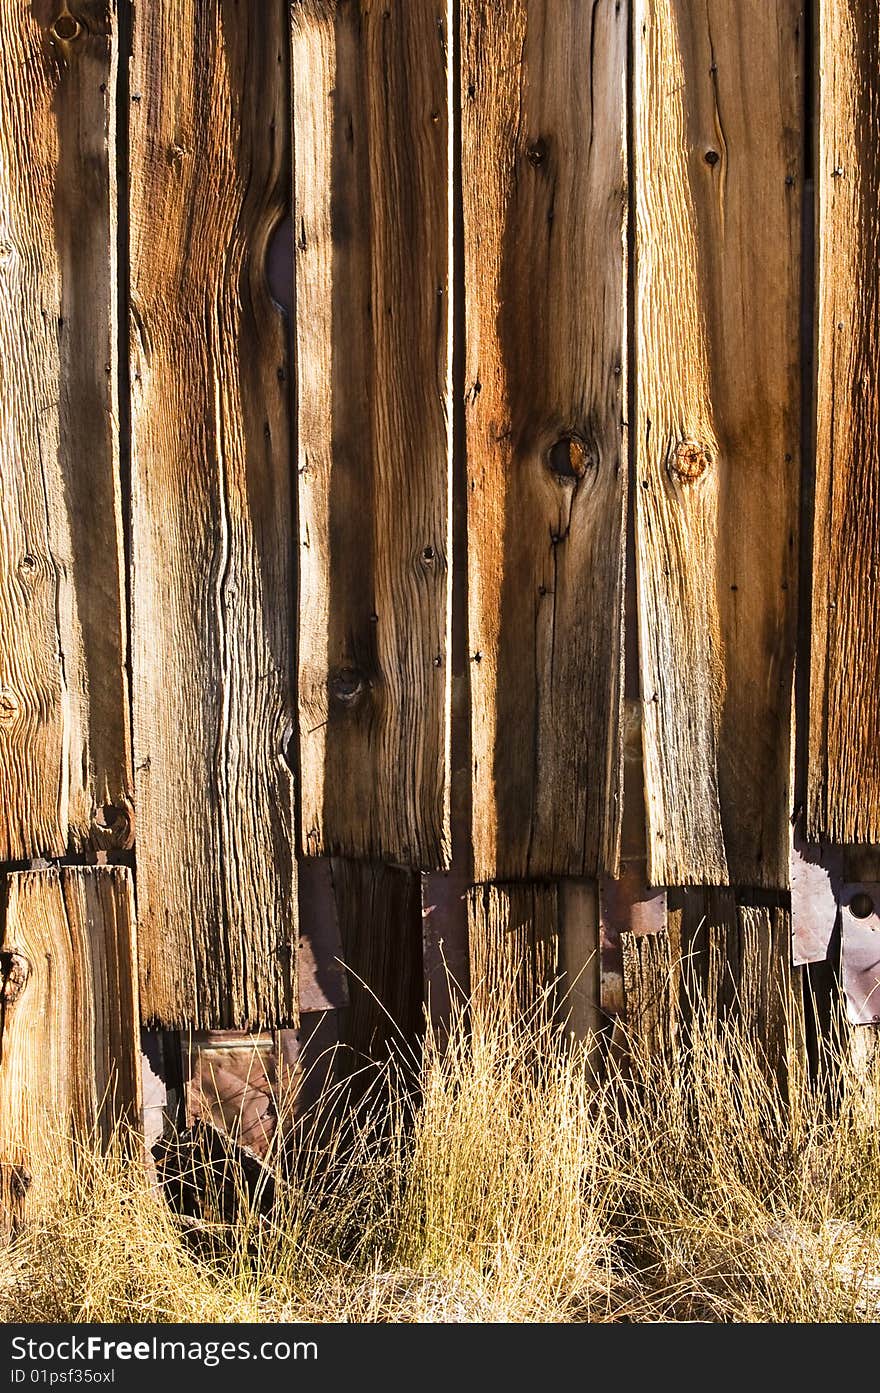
(1, 983, 878, 1323)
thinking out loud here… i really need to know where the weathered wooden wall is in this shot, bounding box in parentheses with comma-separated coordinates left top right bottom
(2, 0, 880, 1178)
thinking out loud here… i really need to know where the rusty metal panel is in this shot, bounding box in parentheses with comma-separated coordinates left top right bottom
(840, 885, 880, 1026)
(790, 826, 842, 966)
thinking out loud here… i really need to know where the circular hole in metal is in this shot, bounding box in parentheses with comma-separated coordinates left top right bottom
(848, 891, 875, 920)
(51, 13, 82, 42)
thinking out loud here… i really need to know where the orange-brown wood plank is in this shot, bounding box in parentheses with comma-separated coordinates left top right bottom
(0, 867, 139, 1229)
(808, 1, 880, 843)
(130, 1, 296, 1028)
(292, 0, 451, 870)
(635, 0, 802, 888)
(461, 0, 628, 882)
(0, 2, 131, 861)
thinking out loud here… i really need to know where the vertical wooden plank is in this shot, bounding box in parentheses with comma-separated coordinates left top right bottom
(130, 1, 296, 1028)
(330, 859, 423, 1070)
(635, 0, 802, 888)
(292, 0, 451, 869)
(0, 867, 139, 1228)
(621, 931, 675, 1055)
(0, 2, 131, 861)
(809, 2, 880, 843)
(468, 882, 559, 1019)
(559, 879, 601, 1044)
(461, 0, 628, 882)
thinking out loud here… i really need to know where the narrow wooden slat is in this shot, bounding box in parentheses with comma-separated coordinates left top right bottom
(559, 879, 600, 1044)
(635, 0, 802, 888)
(809, 2, 880, 843)
(330, 859, 423, 1071)
(468, 882, 559, 1019)
(292, 0, 451, 869)
(0, 2, 130, 861)
(130, 1, 296, 1028)
(461, 0, 628, 882)
(621, 931, 675, 1056)
(0, 867, 139, 1228)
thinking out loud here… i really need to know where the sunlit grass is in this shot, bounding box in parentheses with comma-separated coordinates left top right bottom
(1, 978, 878, 1323)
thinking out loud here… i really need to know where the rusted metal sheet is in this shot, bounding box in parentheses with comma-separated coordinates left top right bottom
(184, 1033, 281, 1160)
(790, 825, 842, 966)
(839, 885, 880, 1026)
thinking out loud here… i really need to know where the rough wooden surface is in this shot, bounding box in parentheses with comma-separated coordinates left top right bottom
(0, 867, 139, 1228)
(130, 0, 297, 1028)
(809, 0, 880, 844)
(468, 882, 559, 1019)
(635, 0, 802, 888)
(0, 1, 131, 862)
(666, 890, 803, 1073)
(461, 0, 628, 882)
(292, 0, 451, 870)
(330, 858, 424, 1073)
(559, 879, 600, 1044)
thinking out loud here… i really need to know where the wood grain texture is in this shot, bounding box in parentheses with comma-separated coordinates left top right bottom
(635, 0, 802, 888)
(292, 0, 451, 869)
(666, 889, 803, 1074)
(130, 0, 296, 1028)
(330, 858, 423, 1073)
(809, 1, 880, 843)
(0, 867, 139, 1228)
(462, 0, 628, 882)
(0, 1, 131, 862)
(468, 882, 559, 1018)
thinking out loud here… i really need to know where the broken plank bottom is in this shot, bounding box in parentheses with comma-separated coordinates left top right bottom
(467, 882, 559, 1022)
(624, 891, 805, 1078)
(0, 867, 139, 1231)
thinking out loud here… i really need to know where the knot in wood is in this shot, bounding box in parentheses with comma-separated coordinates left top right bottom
(671, 439, 710, 482)
(0, 687, 20, 725)
(527, 138, 548, 168)
(328, 666, 365, 706)
(548, 434, 593, 482)
(50, 11, 83, 44)
(1, 951, 30, 1007)
(91, 802, 133, 847)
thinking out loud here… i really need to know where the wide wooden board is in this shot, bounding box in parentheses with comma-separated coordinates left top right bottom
(0, 1, 131, 861)
(130, 0, 297, 1028)
(635, 0, 802, 888)
(808, 1, 880, 844)
(461, 0, 628, 882)
(292, 0, 451, 870)
(0, 867, 139, 1229)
